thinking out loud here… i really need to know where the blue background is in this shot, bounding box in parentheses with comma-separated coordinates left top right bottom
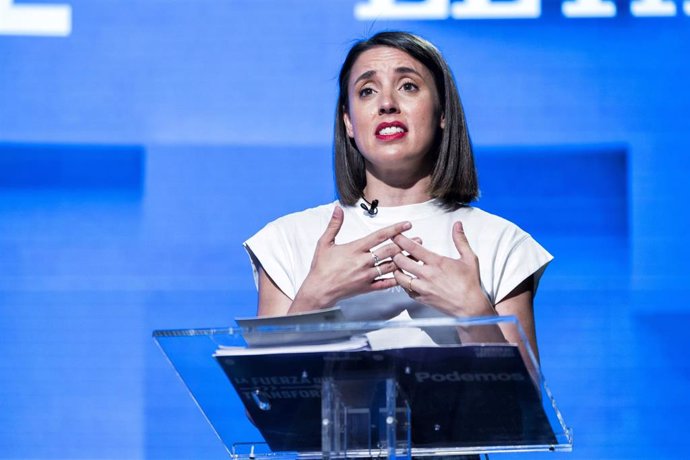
(1, 0, 689, 458)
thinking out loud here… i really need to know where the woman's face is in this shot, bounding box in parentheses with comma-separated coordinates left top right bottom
(343, 46, 445, 177)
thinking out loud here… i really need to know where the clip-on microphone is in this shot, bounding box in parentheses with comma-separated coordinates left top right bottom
(360, 198, 379, 216)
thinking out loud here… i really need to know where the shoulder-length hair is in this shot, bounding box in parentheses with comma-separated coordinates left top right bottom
(334, 31, 479, 209)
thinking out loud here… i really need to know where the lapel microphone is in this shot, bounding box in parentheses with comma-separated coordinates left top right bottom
(360, 198, 379, 216)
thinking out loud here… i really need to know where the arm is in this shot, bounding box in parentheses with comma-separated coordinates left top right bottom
(495, 275, 539, 362)
(453, 276, 539, 361)
(256, 265, 292, 317)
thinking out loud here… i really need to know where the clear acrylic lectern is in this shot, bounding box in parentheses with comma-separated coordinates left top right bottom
(153, 316, 572, 459)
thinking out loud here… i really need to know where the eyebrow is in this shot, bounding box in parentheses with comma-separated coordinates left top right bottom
(352, 66, 423, 86)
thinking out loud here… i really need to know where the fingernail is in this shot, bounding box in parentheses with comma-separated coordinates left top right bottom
(456, 221, 464, 233)
(403, 222, 412, 230)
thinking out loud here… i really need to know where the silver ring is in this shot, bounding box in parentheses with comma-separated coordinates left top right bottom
(375, 265, 383, 277)
(371, 251, 381, 265)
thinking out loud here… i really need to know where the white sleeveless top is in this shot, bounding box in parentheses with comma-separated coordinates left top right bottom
(244, 199, 552, 322)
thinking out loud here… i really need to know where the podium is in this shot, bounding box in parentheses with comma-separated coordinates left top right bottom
(153, 316, 572, 458)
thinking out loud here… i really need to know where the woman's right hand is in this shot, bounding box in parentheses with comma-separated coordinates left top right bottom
(289, 205, 412, 313)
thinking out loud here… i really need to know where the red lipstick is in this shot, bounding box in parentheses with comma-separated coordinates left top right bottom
(375, 121, 408, 140)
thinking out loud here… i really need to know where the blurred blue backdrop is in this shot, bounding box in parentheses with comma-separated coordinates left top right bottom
(1, 0, 689, 458)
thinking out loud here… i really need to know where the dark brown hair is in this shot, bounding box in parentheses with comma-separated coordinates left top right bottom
(334, 31, 479, 209)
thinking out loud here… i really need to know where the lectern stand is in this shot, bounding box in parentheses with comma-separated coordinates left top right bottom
(153, 316, 572, 458)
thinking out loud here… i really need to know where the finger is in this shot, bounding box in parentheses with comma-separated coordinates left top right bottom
(372, 261, 397, 278)
(318, 206, 344, 246)
(370, 277, 398, 291)
(452, 221, 474, 259)
(392, 233, 436, 264)
(370, 236, 422, 262)
(392, 253, 427, 278)
(372, 242, 403, 263)
(370, 242, 397, 264)
(358, 221, 412, 250)
(405, 252, 422, 263)
(392, 269, 409, 290)
(392, 269, 425, 295)
(406, 237, 423, 262)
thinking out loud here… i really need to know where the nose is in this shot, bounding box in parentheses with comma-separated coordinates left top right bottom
(378, 90, 400, 115)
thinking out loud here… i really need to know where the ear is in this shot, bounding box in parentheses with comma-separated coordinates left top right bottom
(439, 112, 446, 130)
(343, 109, 354, 138)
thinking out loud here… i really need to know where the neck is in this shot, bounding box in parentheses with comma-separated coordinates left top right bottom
(363, 173, 432, 207)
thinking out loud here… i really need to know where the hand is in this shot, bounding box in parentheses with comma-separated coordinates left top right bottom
(392, 221, 494, 317)
(290, 206, 412, 312)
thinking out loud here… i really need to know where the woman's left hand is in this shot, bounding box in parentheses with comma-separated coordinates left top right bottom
(392, 221, 495, 317)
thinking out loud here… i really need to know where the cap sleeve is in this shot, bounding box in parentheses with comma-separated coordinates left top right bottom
(493, 235, 553, 304)
(243, 221, 297, 299)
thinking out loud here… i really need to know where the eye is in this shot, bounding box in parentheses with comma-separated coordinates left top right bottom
(358, 87, 375, 98)
(401, 81, 418, 92)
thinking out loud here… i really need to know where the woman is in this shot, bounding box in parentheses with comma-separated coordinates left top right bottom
(244, 31, 551, 357)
